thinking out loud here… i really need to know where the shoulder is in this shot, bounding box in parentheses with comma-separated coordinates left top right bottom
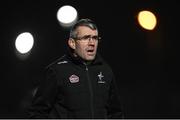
(98, 55, 113, 70)
(45, 54, 70, 70)
(96, 54, 114, 76)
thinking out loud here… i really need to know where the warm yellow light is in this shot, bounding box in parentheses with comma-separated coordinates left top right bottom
(138, 10, 157, 30)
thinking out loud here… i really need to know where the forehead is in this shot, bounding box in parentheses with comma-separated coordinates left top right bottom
(76, 26, 98, 36)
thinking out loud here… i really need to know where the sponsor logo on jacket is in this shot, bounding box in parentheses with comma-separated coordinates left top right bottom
(69, 74, 79, 83)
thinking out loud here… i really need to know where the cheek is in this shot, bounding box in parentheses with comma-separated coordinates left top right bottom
(94, 43, 98, 50)
(75, 44, 86, 54)
(96, 42, 99, 47)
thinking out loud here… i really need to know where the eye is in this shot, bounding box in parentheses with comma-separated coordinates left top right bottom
(82, 35, 91, 40)
(92, 36, 98, 40)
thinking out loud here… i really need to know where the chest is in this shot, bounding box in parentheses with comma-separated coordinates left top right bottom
(57, 66, 112, 96)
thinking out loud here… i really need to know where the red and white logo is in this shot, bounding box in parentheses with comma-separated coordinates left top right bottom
(69, 74, 79, 83)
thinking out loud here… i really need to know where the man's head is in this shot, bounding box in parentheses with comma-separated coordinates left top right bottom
(68, 18, 100, 61)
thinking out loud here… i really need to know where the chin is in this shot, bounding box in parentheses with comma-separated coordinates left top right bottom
(86, 57, 95, 61)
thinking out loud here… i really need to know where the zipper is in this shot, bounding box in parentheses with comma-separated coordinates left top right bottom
(85, 65, 94, 118)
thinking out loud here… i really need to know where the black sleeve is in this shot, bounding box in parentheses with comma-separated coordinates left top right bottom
(107, 73, 124, 118)
(27, 66, 58, 118)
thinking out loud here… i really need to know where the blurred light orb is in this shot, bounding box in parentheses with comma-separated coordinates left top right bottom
(57, 5, 78, 27)
(15, 32, 34, 54)
(138, 10, 157, 30)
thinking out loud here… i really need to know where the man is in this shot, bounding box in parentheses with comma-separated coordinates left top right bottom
(28, 18, 123, 118)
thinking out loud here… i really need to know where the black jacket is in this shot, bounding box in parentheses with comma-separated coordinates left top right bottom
(28, 52, 122, 118)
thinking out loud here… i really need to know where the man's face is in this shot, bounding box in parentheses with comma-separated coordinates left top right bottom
(71, 26, 99, 61)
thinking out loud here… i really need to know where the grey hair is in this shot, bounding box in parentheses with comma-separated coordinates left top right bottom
(69, 18, 98, 39)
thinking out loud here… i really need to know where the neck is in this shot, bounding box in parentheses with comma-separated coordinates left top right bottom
(84, 60, 92, 65)
(73, 53, 92, 65)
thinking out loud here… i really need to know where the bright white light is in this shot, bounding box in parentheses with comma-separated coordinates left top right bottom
(15, 32, 34, 54)
(57, 5, 78, 26)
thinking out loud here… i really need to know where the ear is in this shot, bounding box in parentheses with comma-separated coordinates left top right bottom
(68, 38, 76, 50)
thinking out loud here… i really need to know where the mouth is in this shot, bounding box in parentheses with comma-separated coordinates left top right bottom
(86, 49, 95, 55)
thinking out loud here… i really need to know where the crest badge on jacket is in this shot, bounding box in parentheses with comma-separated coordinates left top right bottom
(97, 72, 105, 83)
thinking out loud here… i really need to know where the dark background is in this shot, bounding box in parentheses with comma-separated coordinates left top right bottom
(0, 0, 180, 118)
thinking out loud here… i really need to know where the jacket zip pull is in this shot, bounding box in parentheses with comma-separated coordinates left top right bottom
(85, 66, 88, 71)
(83, 62, 88, 71)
